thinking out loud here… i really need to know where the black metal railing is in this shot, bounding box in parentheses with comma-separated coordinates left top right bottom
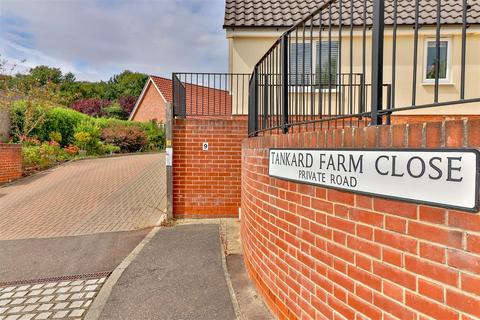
(172, 73, 250, 117)
(248, 0, 480, 136)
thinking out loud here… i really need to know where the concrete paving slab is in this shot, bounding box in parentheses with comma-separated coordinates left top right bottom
(0, 229, 150, 284)
(99, 224, 236, 320)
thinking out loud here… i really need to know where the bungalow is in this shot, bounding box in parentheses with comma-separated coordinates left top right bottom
(129, 75, 234, 122)
(129, 76, 171, 123)
(224, 0, 480, 121)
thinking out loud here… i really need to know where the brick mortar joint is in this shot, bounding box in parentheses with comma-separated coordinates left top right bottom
(241, 207, 479, 319)
(243, 118, 479, 149)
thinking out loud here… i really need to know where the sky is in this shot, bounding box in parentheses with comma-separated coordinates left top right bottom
(0, 0, 228, 81)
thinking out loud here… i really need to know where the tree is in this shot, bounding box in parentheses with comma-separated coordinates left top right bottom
(70, 98, 111, 117)
(0, 58, 61, 142)
(107, 70, 148, 100)
(62, 72, 76, 83)
(29, 65, 63, 85)
(118, 96, 137, 116)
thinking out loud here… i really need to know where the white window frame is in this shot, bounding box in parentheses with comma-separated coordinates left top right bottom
(289, 39, 340, 92)
(422, 37, 452, 84)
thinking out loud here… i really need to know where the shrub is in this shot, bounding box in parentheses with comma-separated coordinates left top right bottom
(9, 100, 50, 143)
(101, 125, 147, 153)
(39, 107, 89, 145)
(139, 121, 165, 151)
(70, 98, 112, 117)
(22, 142, 71, 170)
(103, 102, 126, 119)
(118, 96, 136, 116)
(73, 131, 91, 150)
(94, 117, 137, 128)
(103, 143, 121, 154)
(49, 131, 62, 143)
(64, 145, 79, 156)
(22, 146, 42, 169)
(23, 136, 41, 147)
(73, 121, 102, 154)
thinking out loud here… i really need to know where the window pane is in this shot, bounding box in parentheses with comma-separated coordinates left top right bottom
(289, 42, 312, 86)
(426, 41, 448, 80)
(316, 41, 339, 88)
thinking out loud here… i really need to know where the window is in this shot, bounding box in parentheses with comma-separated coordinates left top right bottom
(424, 39, 450, 83)
(289, 42, 312, 86)
(289, 41, 339, 88)
(316, 41, 339, 88)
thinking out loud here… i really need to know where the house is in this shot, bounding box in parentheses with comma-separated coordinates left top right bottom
(224, 0, 480, 121)
(129, 75, 234, 122)
(129, 76, 171, 123)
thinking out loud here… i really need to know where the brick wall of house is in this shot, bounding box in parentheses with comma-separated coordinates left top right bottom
(173, 117, 247, 218)
(131, 82, 166, 123)
(242, 119, 480, 320)
(0, 144, 22, 184)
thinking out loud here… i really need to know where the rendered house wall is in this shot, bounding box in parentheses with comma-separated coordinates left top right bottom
(227, 27, 480, 116)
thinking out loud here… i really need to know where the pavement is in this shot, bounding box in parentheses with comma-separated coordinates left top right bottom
(96, 224, 237, 320)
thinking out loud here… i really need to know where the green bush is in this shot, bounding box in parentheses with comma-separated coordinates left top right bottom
(102, 102, 126, 119)
(39, 107, 89, 145)
(49, 131, 62, 143)
(102, 143, 121, 154)
(73, 120, 102, 155)
(9, 100, 49, 142)
(94, 117, 138, 128)
(10, 103, 165, 159)
(22, 142, 71, 170)
(140, 121, 165, 151)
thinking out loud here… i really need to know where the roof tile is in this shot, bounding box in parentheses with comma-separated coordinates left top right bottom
(149, 76, 232, 116)
(224, 0, 480, 28)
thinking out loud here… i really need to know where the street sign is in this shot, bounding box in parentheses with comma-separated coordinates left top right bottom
(269, 148, 480, 212)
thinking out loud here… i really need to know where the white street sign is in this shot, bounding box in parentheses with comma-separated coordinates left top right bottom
(269, 149, 479, 212)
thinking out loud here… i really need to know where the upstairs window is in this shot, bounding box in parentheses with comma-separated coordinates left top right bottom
(289, 41, 339, 88)
(424, 39, 450, 83)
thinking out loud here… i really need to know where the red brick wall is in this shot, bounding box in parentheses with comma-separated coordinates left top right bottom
(391, 115, 480, 125)
(131, 82, 166, 123)
(0, 144, 22, 184)
(242, 119, 480, 320)
(173, 117, 247, 218)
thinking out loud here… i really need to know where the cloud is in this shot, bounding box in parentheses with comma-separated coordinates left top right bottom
(0, 0, 228, 81)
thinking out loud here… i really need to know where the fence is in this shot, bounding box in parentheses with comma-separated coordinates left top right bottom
(247, 0, 480, 136)
(172, 73, 250, 117)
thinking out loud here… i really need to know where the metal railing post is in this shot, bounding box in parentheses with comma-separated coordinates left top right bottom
(248, 68, 259, 136)
(263, 74, 269, 129)
(253, 68, 259, 134)
(281, 35, 289, 134)
(172, 73, 186, 118)
(371, 0, 384, 125)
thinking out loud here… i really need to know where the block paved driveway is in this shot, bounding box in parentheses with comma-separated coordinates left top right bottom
(0, 153, 166, 320)
(0, 153, 166, 240)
